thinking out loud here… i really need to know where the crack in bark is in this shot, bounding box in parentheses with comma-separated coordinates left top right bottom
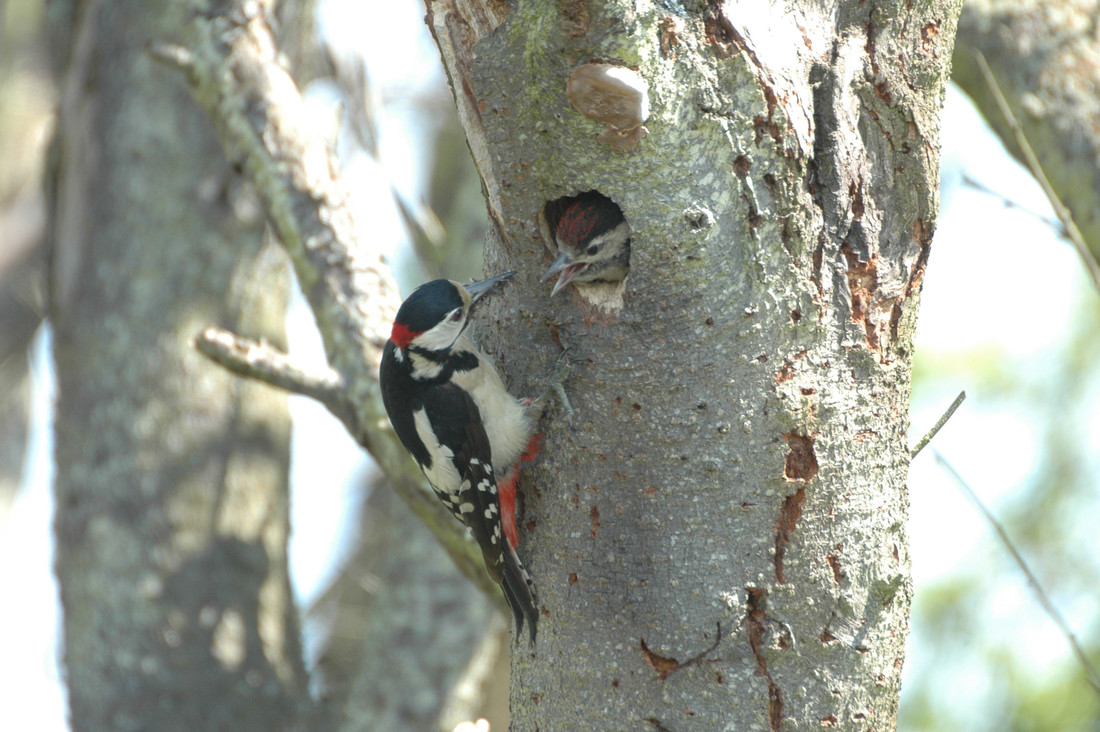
(775, 432, 815, 583)
(774, 484, 805, 584)
(905, 218, 933, 298)
(744, 588, 784, 731)
(782, 432, 819, 482)
(639, 622, 723, 681)
(826, 548, 845, 585)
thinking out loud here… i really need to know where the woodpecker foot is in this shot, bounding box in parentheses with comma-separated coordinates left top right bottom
(527, 351, 575, 427)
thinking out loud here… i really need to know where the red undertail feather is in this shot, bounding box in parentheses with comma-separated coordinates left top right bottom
(498, 467, 520, 550)
(521, 432, 543, 463)
(498, 433, 543, 550)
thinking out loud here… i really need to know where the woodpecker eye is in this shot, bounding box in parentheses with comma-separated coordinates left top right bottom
(586, 244, 599, 256)
(450, 310, 463, 323)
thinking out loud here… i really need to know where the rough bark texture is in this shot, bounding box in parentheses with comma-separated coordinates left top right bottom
(427, 0, 960, 729)
(47, 1, 314, 728)
(954, 0, 1100, 263)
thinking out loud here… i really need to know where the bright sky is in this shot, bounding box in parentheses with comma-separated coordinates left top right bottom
(2, 1, 1097, 728)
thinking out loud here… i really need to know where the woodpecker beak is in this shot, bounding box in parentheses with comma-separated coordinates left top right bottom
(542, 253, 588, 297)
(464, 270, 516, 304)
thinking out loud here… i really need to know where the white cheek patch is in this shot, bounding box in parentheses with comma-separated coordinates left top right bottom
(414, 316, 464, 352)
(589, 221, 630, 260)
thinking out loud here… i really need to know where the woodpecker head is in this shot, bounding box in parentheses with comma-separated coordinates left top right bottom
(542, 192, 630, 296)
(389, 271, 515, 354)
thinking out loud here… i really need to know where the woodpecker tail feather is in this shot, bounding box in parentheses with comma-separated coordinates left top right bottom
(501, 544, 538, 644)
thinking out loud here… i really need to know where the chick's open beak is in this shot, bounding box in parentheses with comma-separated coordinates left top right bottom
(542, 253, 588, 297)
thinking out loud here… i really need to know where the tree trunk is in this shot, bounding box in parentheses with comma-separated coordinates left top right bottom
(47, 2, 314, 728)
(953, 0, 1100, 263)
(428, 1, 960, 728)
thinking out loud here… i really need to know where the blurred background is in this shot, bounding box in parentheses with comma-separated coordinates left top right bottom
(0, 1, 1097, 729)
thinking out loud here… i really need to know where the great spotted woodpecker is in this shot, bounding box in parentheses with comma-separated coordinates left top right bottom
(543, 191, 631, 296)
(379, 271, 541, 641)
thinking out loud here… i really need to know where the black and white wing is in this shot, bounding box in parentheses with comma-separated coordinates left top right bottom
(415, 380, 539, 642)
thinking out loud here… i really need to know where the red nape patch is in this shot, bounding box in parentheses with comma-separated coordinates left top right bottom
(557, 201, 598, 248)
(498, 467, 520, 549)
(390, 322, 419, 349)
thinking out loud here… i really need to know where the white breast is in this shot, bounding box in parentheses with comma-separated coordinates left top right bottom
(451, 338, 532, 474)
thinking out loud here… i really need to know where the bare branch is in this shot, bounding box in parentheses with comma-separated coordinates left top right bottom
(193, 326, 351, 420)
(934, 452, 1100, 694)
(166, 0, 495, 600)
(910, 390, 966, 458)
(960, 175, 1062, 233)
(147, 41, 195, 73)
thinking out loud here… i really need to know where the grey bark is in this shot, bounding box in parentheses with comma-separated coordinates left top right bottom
(428, 1, 961, 729)
(954, 0, 1100, 264)
(47, 1, 315, 729)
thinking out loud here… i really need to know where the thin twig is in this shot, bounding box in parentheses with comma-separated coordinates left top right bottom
(193, 326, 351, 423)
(933, 451, 1100, 694)
(960, 175, 1063, 234)
(910, 390, 966, 458)
(975, 52, 1100, 291)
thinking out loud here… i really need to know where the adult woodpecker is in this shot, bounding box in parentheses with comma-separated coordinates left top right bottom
(379, 271, 541, 642)
(543, 191, 631, 296)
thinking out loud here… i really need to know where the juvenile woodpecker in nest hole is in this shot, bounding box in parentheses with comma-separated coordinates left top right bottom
(543, 191, 630, 296)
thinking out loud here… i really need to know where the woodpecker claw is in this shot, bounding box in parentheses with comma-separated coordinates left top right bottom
(527, 351, 576, 428)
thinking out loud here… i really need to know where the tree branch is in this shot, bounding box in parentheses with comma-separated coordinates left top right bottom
(910, 390, 966, 458)
(974, 52, 1100, 291)
(159, 0, 497, 601)
(193, 325, 351, 420)
(954, 0, 1100, 275)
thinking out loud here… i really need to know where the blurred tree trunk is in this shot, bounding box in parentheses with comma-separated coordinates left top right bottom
(953, 0, 1100, 265)
(46, 1, 316, 729)
(428, 0, 960, 728)
(0, 0, 51, 518)
(319, 477, 506, 732)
